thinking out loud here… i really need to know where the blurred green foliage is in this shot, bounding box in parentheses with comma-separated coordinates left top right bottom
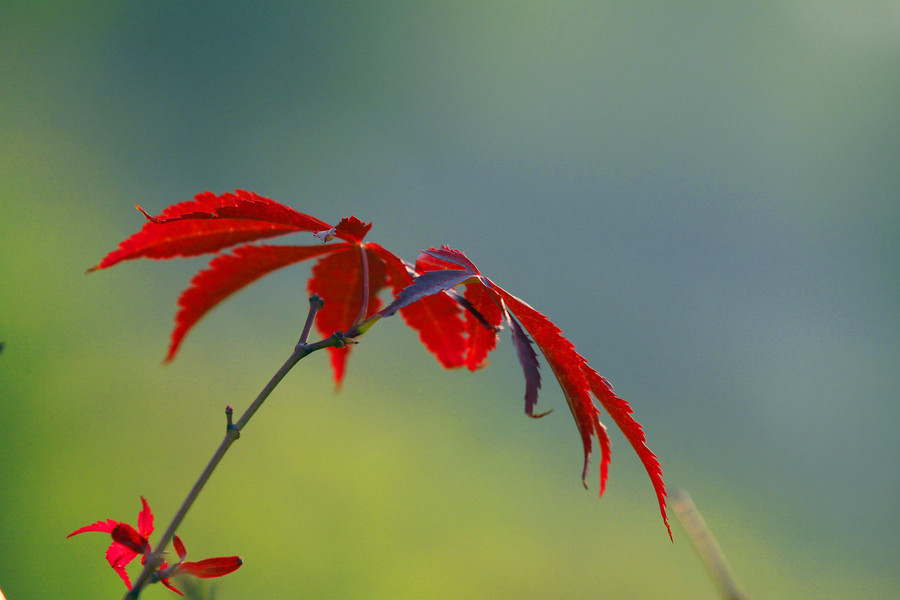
(2, 3, 897, 598)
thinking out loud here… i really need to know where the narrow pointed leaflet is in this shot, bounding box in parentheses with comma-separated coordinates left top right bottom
(88, 190, 334, 270)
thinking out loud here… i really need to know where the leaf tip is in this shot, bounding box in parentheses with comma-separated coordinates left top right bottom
(527, 408, 553, 419)
(134, 204, 158, 223)
(163, 346, 178, 365)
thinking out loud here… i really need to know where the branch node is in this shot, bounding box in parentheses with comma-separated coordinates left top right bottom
(225, 405, 239, 437)
(333, 331, 358, 348)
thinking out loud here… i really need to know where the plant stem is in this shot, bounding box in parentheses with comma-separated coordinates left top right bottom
(124, 295, 350, 599)
(671, 487, 749, 600)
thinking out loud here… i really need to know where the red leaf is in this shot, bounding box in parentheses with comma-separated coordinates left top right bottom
(168, 533, 242, 582)
(492, 284, 671, 539)
(137, 496, 153, 538)
(89, 190, 333, 271)
(461, 283, 504, 371)
(68, 497, 158, 589)
(389, 247, 670, 537)
(168, 244, 339, 361)
(173, 535, 187, 560)
(154, 559, 184, 596)
(106, 542, 135, 588)
(111, 523, 149, 555)
(489, 285, 604, 482)
(67, 519, 117, 537)
(369, 243, 466, 369)
(309, 246, 386, 337)
(399, 290, 467, 370)
(93, 192, 395, 380)
(160, 577, 184, 595)
(417, 246, 481, 273)
(309, 245, 388, 384)
(584, 368, 671, 540)
(332, 216, 373, 243)
(178, 556, 244, 578)
(379, 248, 479, 318)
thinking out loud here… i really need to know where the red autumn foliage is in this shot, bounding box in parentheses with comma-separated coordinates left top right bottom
(67, 497, 242, 594)
(380, 247, 671, 538)
(90, 191, 670, 538)
(89, 190, 462, 383)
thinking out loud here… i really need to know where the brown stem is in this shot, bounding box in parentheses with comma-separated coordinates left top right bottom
(124, 296, 345, 599)
(299, 294, 324, 344)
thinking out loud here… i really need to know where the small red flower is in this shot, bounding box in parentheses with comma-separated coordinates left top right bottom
(68, 497, 242, 595)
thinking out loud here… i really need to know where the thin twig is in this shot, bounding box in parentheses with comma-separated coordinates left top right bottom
(299, 294, 324, 344)
(671, 487, 749, 600)
(124, 296, 342, 599)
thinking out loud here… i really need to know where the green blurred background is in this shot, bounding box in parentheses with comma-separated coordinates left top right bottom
(2, 3, 898, 598)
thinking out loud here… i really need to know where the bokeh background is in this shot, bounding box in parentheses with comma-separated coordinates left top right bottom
(2, 3, 898, 598)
